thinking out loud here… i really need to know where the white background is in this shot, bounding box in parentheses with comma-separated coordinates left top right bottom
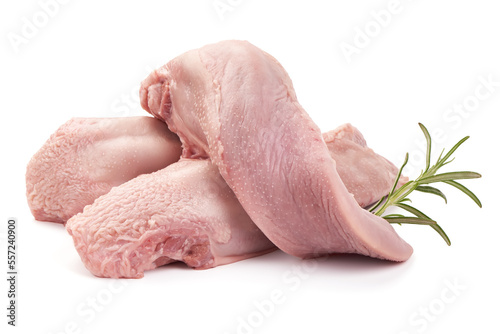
(1, 1, 499, 333)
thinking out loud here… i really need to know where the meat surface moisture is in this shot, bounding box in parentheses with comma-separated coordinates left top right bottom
(141, 40, 413, 261)
(26, 117, 182, 223)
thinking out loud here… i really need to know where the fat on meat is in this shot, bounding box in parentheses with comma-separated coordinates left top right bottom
(140, 40, 413, 261)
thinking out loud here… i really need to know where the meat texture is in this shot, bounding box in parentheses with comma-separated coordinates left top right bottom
(65, 122, 401, 278)
(323, 123, 407, 208)
(140, 40, 413, 261)
(27, 113, 397, 222)
(26, 117, 182, 223)
(26, 115, 398, 225)
(66, 159, 276, 278)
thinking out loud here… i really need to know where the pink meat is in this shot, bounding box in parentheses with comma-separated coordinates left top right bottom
(26, 116, 182, 223)
(64, 121, 401, 278)
(66, 159, 276, 278)
(323, 123, 408, 208)
(26, 116, 400, 224)
(140, 40, 413, 261)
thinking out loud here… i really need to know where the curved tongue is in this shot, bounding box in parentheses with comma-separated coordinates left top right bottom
(140, 40, 413, 262)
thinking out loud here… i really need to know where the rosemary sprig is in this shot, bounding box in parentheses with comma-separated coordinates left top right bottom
(368, 123, 482, 246)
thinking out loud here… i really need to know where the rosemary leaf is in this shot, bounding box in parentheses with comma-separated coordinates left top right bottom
(434, 136, 469, 169)
(444, 180, 483, 208)
(382, 214, 407, 219)
(389, 152, 409, 197)
(368, 195, 386, 213)
(384, 216, 436, 225)
(419, 123, 432, 172)
(430, 224, 451, 246)
(419, 171, 481, 184)
(415, 185, 448, 203)
(399, 198, 412, 203)
(395, 203, 432, 219)
(396, 203, 452, 245)
(375, 123, 481, 247)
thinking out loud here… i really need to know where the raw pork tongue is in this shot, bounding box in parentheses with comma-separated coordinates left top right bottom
(140, 40, 413, 261)
(66, 159, 276, 278)
(26, 116, 400, 223)
(64, 122, 401, 278)
(26, 117, 182, 223)
(323, 123, 407, 208)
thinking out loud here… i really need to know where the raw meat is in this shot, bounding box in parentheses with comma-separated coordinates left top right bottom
(323, 123, 407, 208)
(26, 116, 400, 224)
(26, 117, 182, 223)
(140, 40, 413, 261)
(64, 121, 402, 278)
(66, 159, 276, 278)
